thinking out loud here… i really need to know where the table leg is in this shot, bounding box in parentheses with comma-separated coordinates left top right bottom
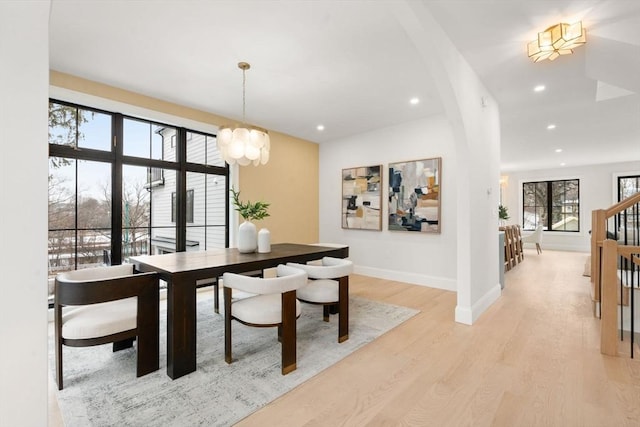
(166, 275, 197, 379)
(338, 276, 349, 343)
(281, 290, 297, 375)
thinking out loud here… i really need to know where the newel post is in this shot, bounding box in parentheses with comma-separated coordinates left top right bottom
(601, 239, 619, 356)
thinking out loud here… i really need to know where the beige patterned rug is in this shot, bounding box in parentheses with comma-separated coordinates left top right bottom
(50, 292, 418, 426)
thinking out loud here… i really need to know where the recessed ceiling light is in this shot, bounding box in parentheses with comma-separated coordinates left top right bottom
(555, 148, 563, 153)
(547, 124, 556, 130)
(560, 162, 566, 166)
(316, 124, 325, 131)
(534, 85, 546, 92)
(409, 97, 420, 105)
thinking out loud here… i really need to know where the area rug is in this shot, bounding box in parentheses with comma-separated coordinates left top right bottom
(51, 293, 418, 426)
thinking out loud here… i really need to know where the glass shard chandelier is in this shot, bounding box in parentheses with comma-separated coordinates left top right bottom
(527, 21, 586, 63)
(217, 62, 270, 166)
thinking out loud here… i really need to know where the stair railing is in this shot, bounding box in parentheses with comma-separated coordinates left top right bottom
(601, 239, 640, 356)
(591, 191, 640, 312)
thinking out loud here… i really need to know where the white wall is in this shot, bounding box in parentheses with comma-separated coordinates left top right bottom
(392, 0, 501, 325)
(320, 115, 457, 290)
(503, 161, 640, 252)
(0, 1, 50, 425)
(320, 0, 503, 324)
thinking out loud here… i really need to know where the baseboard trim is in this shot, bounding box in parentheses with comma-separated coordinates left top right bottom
(522, 243, 589, 252)
(455, 283, 501, 325)
(354, 265, 456, 291)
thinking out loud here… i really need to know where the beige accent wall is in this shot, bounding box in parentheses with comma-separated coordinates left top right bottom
(50, 71, 319, 244)
(238, 133, 319, 244)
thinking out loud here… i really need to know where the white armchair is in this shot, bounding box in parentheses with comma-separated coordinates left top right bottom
(54, 264, 159, 390)
(287, 257, 353, 343)
(521, 225, 543, 254)
(222, 264, 307, 375)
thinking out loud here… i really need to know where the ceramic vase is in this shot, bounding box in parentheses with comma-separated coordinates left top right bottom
(238, 220, 257, 253)
(258, 228, 271, 253)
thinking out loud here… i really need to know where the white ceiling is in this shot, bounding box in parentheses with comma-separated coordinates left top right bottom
(49, 0, 640, 172)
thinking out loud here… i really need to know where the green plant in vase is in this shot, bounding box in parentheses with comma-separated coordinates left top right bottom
(231, 188, 270, 221)
(498, 204, 509, 225)
(231, 188, 270, 253)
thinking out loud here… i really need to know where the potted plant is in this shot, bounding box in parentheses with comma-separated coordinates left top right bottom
(231, 188, 270, 253)
(498, 204, 509, 226)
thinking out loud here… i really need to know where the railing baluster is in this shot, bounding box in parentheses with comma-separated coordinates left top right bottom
(631, 254, 640, 359)
(631, 253, 635, 358)
(621, 259, 625, 341)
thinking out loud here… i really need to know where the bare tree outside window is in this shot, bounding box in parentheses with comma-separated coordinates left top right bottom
(617, 175, 640, 242)
(523, 179, 580, 231)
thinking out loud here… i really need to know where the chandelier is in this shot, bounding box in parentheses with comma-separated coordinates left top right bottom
(527, 21, 586, 62)
(217, 62, 270, 166)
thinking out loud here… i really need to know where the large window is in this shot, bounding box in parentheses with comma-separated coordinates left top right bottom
(522, 179, 580, 231)
(616, 175, 640, 242)
(619, 175, 640, 202)
(48, 100, 229, 302)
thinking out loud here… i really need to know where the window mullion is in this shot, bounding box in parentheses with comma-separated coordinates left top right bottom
(176, 128, 187, 252)
(546, 181, 553, 231)
(111, 114, 123, 265)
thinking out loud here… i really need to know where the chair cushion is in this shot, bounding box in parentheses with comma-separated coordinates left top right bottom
(296, 279, 339, 303)
(62, 297, 137, 339)
(287, 257, 352, 280)
(223, 266, 307, 295)
(232, 294, 301, 325)
(58, 264, 134, 282)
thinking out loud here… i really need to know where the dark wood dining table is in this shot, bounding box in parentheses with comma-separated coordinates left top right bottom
(131, 243, 349, 379)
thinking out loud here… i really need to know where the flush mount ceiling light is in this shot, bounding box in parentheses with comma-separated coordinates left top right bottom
(216, 62, 270, 166)
(527, 21, 586, 62)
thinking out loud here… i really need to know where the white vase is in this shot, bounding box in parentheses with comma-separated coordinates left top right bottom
(258, 228, 271, 253)
(238, 220, 257, 253)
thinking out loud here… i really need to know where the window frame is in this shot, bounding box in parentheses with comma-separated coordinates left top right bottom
(48, 99, 230, 306)
(522, 179, 580, 232)
(616, 174, 640, 240)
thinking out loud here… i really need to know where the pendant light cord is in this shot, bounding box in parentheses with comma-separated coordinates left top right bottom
(242, 67, 246, 125)
(237, 62, 251, 126)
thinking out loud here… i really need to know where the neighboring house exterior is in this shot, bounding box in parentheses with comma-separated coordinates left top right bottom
(147, 128, 227, 255)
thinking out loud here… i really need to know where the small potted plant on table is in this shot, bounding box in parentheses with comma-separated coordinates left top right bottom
(231, 188, 270, 253)
(498, 204, 510, 226)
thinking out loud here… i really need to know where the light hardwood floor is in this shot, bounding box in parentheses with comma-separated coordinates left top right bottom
(49, 249, 640, 425)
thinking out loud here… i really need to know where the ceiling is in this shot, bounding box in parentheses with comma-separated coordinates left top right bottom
(49, 0, 640, 172)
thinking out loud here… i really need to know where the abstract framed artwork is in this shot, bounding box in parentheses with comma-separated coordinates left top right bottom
(342, 165, 382, 230)
(388, 157, 442, 233)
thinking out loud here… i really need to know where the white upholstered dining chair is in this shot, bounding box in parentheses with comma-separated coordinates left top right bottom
(287, 256, 353, 343)
(54, 264, 159, 390)
(222, 264, 307, 375)
(522, 225, 543, 254)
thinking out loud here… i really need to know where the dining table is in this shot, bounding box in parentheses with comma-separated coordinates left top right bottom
(131, 243, 349, 379)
